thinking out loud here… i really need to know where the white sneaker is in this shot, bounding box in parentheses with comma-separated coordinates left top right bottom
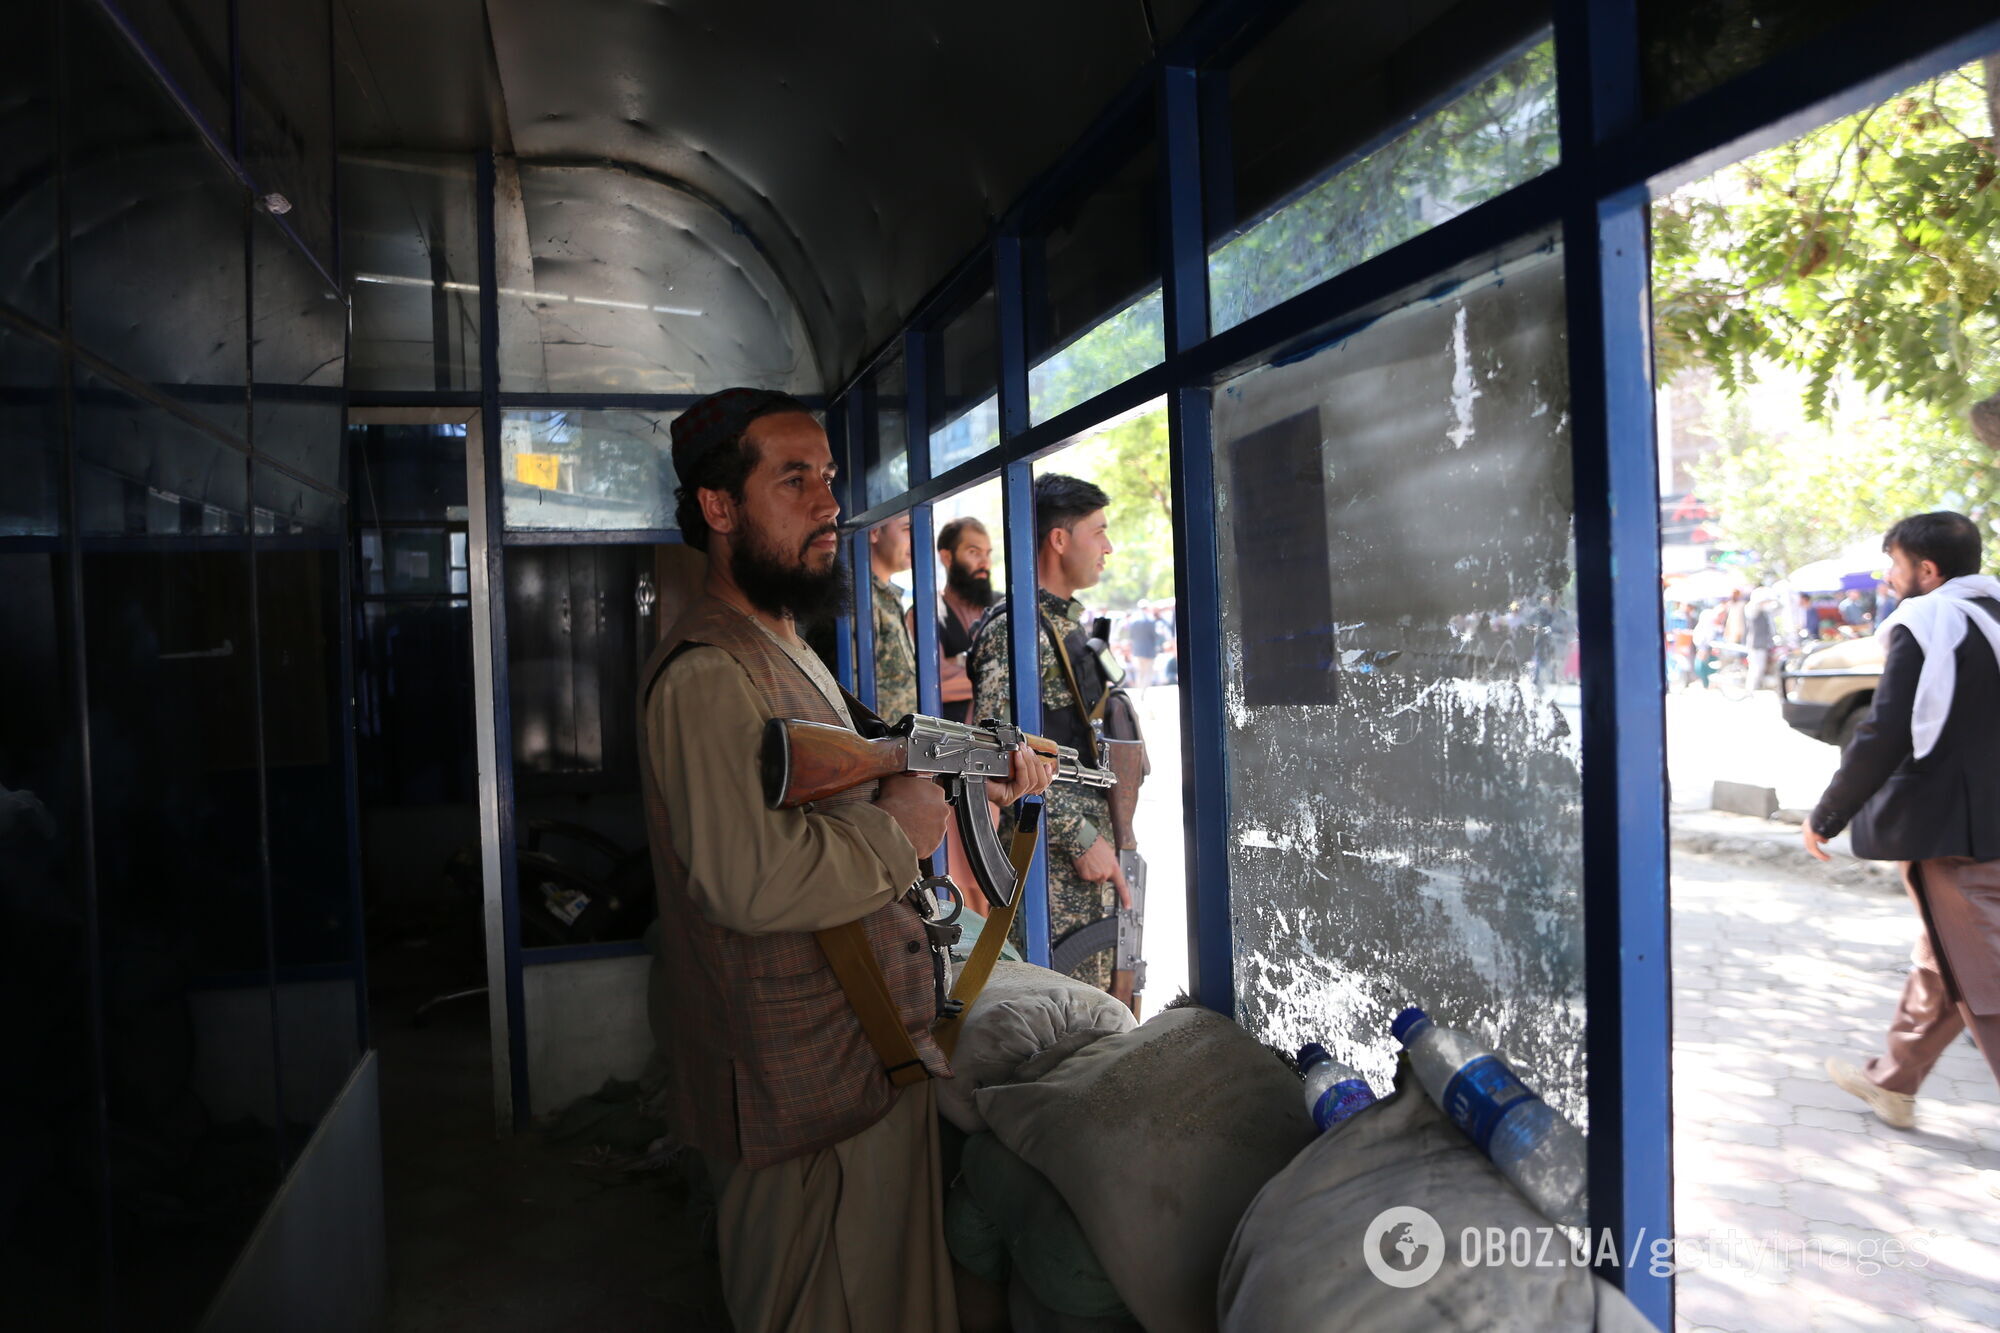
(1825, 1058, 1916, 1129)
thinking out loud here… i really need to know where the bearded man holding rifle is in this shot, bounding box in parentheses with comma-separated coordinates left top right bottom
(637, 389, 1054, 1333)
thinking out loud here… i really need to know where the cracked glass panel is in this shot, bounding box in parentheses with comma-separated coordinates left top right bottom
(498, 164, 816, 395)
(1212, 246, 1585, 1127)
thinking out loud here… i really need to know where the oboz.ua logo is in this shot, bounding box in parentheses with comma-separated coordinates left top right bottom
(1363, 1206, 1446, 1288)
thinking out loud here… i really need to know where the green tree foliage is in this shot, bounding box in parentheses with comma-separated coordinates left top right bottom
(1210, 42, 1559, 331)
(1657, 59, 2000, 570)
(1686, 393, 2000, 582)
(1653, 60, 2000, 424)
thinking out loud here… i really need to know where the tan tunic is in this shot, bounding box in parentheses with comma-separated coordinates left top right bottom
(647, 623, 954, 1332)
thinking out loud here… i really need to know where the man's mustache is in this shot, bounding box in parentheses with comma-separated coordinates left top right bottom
(801, 523, 840, 557)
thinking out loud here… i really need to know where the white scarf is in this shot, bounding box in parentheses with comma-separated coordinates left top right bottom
(1874, 574, 2000, 758)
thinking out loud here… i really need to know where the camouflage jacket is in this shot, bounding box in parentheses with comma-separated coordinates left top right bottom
(870, 573, 919, 723)
(965, 587, 1105, 863)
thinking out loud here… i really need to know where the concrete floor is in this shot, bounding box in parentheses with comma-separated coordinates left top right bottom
(371, 954, 724, 1332)
(1672, 853, 2000, 1333)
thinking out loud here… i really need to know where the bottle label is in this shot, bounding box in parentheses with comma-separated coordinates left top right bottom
(1440, 1054, 1536, 1152)
(1313, 1079, 1377, 1130)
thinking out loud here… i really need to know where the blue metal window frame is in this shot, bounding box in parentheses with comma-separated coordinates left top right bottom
(820, 2, 2000, 1320)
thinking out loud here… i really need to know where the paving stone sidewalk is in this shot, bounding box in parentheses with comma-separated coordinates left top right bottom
(1673, 853, 2000, 1333)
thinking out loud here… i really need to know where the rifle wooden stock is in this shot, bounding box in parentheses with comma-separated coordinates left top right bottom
(762, 718, 910, 809)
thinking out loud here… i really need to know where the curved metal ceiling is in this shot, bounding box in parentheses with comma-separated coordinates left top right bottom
(337, 0, 1202, 392)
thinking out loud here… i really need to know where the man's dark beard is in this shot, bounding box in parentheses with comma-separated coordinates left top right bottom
(731, 522, 852, 624)
(946, 559, 994, 608)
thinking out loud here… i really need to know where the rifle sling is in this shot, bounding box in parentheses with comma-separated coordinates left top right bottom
(1039, 612, 1109, 742)
(934, 800, 1043, 1059)
(814, 918, 933, 1087)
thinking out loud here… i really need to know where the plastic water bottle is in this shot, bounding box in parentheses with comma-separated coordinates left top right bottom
(1297, 1043, 1377, 1131)
(1392, 1007, 1586, 1227)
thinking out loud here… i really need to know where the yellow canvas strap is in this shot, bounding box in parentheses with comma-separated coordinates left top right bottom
(815, 919, 934, 1088)
(934, 802, 1044, 1058)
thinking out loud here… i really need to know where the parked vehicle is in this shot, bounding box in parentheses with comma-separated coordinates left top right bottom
(1779, 635, 1886, 747)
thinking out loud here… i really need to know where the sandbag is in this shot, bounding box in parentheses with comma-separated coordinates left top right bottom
(1217, 1062, 1598, 1332)
(944, 1174, 1010, 1288)
(953, 1132, 1131, 1320)
(937, 959, 1135, 1134)
(976, 1006, 1316, 1333)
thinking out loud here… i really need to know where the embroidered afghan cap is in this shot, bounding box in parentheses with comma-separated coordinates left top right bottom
(670, 388, 811, 476)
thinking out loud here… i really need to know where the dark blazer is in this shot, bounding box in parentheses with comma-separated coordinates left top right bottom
(1811, 596, 2000, 861)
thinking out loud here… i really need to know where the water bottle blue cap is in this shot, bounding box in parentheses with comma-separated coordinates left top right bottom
(1390, 1007, 1430, 1045)
(1297, 1042, 1329, 1068)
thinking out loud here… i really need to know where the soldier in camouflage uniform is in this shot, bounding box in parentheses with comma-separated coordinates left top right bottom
(964, 475, 1130, 990)
(868, 512, 919, 722)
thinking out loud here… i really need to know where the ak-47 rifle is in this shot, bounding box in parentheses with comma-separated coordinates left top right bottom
(760, 712, 1111, 910)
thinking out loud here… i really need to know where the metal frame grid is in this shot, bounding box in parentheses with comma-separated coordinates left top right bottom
(0, 0, 359, 1308)
(812, 2, 2000, 1320)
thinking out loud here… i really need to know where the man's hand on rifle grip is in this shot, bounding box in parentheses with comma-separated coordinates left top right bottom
(984, 748, 1059, 806)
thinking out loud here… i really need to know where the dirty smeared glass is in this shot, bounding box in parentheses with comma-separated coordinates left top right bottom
(864, 347, 910, 509)
(500, 410, 678, 532)
(928, 289, 1000, 471)
(1212, 246, 1585, 1129)
(1210, 40, 1559, 334)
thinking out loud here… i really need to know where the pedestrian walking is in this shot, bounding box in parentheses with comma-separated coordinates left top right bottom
(1125, 604, 1162, 691)
(1746, 595, 1776, 690)
(1803, 512, 2000, 1126)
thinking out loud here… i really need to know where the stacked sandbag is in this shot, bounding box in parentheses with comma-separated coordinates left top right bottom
(945, 1132, 1139, 1329)
(975, 1005, 1317, 1333)
(937, 959, 1136, 1134)
(1218, 1061, 1615, 1332)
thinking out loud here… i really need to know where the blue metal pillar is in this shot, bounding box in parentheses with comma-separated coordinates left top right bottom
(1159, 64, 1235, 1014)
(996, 233, 1049, 964)
(906, 331, 942, 721)
(1557, 0, 1672, 1322)
(827, 396, 856, 690)
(850, 520, 878, 710)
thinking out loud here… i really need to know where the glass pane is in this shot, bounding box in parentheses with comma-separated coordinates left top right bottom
(1025, 403, 1188, 996)
(253, 466, 360, 1157)
(864, 348, 909, 509)
(500, 164, 816, 394)
(1211, 37, 1559, 333)
(343, 156, 483, 392)
(252, 224, 347, 491)
(928, 289, 1000, 472)
(1212, 248, 1584, 1128)
(351, 421, 471, 523)
(1640, 0, 1877, 112)
(500, 409, 678, 532)
(0, 326, 63, 536)
(0, 0, 59, 325)
(1029, 290, 1164, 425)
(66, 2, 247, 437)
(0, 391, 106, 1324)
(118, 0, 231, 144)
(241, 0, 336, 270)
(1028, 132, 1165, 424)
(80, 453, 279, 1324)
(73, 368, 249, 537)
(506, 545, 655, 947)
